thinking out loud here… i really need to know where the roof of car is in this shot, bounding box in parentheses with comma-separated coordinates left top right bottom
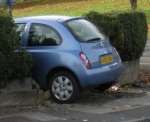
(15, 15, 81, 23)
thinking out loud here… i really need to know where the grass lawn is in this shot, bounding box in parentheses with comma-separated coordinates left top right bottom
(13, 0, 131, 16)
(13, 0, 150, 38)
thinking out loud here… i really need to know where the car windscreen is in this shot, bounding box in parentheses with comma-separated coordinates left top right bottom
(66, 19, 106, 42)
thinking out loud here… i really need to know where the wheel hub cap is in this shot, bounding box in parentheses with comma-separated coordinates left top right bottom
(52, 76, 73, 101)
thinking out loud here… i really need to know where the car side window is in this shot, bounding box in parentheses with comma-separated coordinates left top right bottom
(28, 23, 61, 46)
(16, 23, 26, 40)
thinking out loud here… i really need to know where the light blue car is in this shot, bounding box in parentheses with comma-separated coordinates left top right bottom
(15, 16, 123, 103)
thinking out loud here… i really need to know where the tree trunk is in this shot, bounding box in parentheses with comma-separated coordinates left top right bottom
(118, 60, 140, 85)
(130, 0, 137, 10)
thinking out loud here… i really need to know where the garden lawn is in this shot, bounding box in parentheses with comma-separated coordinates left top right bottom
(13, 0, 150, 38)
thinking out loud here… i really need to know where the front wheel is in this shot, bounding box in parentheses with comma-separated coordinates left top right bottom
(49, 71, 80, 104)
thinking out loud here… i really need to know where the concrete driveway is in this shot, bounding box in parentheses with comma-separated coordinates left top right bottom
(0, 86, 150, 122)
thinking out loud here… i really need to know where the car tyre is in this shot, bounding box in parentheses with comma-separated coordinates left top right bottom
(49, 71, 80, 104)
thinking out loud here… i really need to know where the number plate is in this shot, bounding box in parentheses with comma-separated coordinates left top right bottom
(100, 55, 113, 64)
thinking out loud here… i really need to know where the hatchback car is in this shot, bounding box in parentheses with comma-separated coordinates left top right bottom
(15, 16, 123, 103)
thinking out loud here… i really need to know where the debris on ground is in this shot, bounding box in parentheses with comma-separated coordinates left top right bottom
(107, 84, 120, 93)
(138, 70, 150, 85)
(82, 119, 88, 122)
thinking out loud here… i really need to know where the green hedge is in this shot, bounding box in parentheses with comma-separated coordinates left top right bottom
(0, 9, 32, 88)
(85, 11, 148, 61)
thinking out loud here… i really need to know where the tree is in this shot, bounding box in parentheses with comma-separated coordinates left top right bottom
(130, 0, 137, 10)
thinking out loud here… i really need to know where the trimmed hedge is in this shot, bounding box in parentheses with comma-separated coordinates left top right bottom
(0, 9, 32, 88)
(85, 11, 148, 61)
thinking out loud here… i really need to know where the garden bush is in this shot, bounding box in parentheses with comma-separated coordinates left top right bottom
(0, 9, 32, 88)
(85, 11, 148, 61)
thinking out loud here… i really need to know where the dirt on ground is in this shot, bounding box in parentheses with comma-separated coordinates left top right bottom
(138, 70, 150, 85)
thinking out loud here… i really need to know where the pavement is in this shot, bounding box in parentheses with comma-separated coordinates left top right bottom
(140, 40, 150, 71)
(0, 86, 150, 122)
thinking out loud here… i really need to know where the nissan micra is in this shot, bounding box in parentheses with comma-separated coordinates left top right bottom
(15, 16, 123, 103)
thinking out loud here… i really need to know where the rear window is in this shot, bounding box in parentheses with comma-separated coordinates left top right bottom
(66, 19, 106, 42)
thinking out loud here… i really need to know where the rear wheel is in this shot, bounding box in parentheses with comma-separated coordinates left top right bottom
(49, 71, 80, 103)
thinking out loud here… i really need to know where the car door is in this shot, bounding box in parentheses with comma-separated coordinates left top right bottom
(25, 23, 62, 87)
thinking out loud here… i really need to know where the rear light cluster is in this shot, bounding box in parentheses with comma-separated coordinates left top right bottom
(80, 52, 91, 69)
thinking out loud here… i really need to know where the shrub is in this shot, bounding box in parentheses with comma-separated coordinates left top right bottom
(0, 9, 32, 88)
(118, 12, 147, 61)
(0, 52, 7, 87)
(85, 11, 148, 61)
(11, 50, 33, 80)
